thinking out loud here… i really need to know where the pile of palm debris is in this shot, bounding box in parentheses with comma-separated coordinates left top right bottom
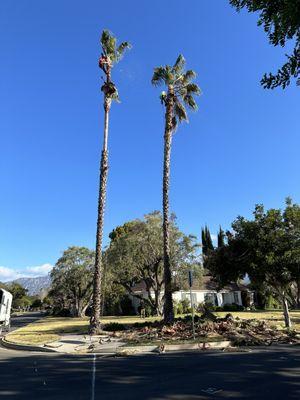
(110, 313, 299, 346)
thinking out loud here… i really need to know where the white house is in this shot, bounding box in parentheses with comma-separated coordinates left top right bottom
(130, 276, 254, 313)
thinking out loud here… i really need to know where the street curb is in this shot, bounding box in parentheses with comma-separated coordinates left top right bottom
(1, 336, 232, 355)
(1, 337, 58, 353)
(165, 340, 231, 351)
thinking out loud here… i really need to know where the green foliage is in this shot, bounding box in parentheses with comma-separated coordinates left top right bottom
(174, 299, 192, 314)
(217, 226, 225, 248)
(266, 295, 281, 310)
(98, 30, 131, 104)
(180, 299, 191, 314)
(30, 298, 43, 309)
(222, 303, 245, 312)
(206, 198, 300, 314)
(230, 0, 300, 89)
(102, 322, 126, 331)
(3, 282, 29, 309)
(201, 225, 214, 256)
(50, 246, 94, 317)
(151, 55, 200, 129)
(106, 212, 201, 315)
(100, 30, 131, 64)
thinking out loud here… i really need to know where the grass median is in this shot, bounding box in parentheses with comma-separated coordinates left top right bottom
(5, 310, 300, 346)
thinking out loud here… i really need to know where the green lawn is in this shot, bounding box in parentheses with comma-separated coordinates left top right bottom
(5, 310, 300, 346)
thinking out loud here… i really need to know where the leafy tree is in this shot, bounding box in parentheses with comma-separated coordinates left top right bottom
(4, 282, 29, 309)
(152, 55, 201, 323)
(201, 225, 214, 255)
(90, 31, 131, 334)
(230, 0, 300, 89)
(51, 246, 94, 317)
(30, 298, 43, 309)
(217, 226, 225, 248)
(105, 212, 201, 316)
(207, 199, 300, 327)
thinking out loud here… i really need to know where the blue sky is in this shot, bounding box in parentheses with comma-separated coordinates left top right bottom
(0, 0, 299, 280)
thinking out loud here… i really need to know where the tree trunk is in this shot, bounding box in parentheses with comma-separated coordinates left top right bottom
(297, 279, 300, 309)
(162, 92, 175, 324)
(282, 295, 292, 328)
(90, 94, 110, 334)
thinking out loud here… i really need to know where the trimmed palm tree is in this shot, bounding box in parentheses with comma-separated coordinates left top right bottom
(151, 55, 200, 323)
(90, 30, 131, 334)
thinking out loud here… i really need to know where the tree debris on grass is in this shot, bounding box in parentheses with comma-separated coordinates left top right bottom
(107, 313, 300, 346)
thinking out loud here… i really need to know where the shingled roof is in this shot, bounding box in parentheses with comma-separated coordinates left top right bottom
(131, 276, 250, 293)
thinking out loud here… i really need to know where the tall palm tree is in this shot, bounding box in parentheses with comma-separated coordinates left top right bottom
(90, 30, 131, 334)
(151, 55, 200, 323)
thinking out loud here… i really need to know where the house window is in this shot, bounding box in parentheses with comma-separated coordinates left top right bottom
(204, 293, 217, 306)
(181, 293, 188, 301)
(181, 292, 197, 306)
(234, 292, 239, 304)
(191, 293, 197, 306)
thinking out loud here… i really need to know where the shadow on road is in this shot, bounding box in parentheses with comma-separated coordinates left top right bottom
(0, 346, 299, 399)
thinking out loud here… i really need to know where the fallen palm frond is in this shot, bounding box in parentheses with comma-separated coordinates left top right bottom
(111, 314, 300, 346)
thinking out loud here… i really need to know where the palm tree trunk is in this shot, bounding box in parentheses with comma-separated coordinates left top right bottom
(162, 94, 175, 324)
(90, 95, 110, 334)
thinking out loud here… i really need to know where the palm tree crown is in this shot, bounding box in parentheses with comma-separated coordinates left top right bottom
(99, 30, 131, 101)
(151, 55, 201, 128)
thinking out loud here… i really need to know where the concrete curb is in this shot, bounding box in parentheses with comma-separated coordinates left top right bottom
(1, 336, 231, 355)
(165, 340, 231, 351)
(1, 337, 57, 353)
(114, 341, 232, 356)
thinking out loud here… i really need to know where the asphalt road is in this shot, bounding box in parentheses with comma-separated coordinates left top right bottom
(0, 314, 299, 399)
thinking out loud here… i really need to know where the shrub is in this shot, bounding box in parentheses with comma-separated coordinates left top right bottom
(180, 299, 191, 314)
(51, 307, 72, 317)
(103, 322, 126, 331)
(223, 303, 245, 312)
(214, 306, 223, 311)
(173, 300, 183, 315)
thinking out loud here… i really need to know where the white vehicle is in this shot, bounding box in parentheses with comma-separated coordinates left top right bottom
(0, 288, 13, 334)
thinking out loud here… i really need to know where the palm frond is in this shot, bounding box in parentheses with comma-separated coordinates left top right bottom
(152, 66, 167, 86)
(100, 30, 131, 64)
(116, 41, 132, 61)
(100, 30, 111, 55)
(186, 83, 201, 95)
(183, 94, 198, 110)
(172, 116, 178, 130)
(174, 100, 188, 122)
(101, 30, 116, 57)
(165, 65, 174, 84)
(172, 54, 185, 75)
(182, 70, 197, 84)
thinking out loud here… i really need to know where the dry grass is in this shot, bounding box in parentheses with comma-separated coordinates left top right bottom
(6, 317, 89, 345)
(6, 310, 300, 346)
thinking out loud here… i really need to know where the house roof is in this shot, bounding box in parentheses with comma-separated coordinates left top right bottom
(131, 276, 250, 293)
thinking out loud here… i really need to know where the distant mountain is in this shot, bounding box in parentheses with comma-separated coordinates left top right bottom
(11, 276, 51, 296)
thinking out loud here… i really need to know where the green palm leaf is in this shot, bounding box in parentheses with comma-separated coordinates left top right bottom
(172, 54, 185, 75)
(152, 66, 167, 86)
(174, 100, 188, 122)
(183, 94, 198, 110)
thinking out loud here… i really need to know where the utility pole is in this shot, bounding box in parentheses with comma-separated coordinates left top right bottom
(188, 270, 195, 340)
